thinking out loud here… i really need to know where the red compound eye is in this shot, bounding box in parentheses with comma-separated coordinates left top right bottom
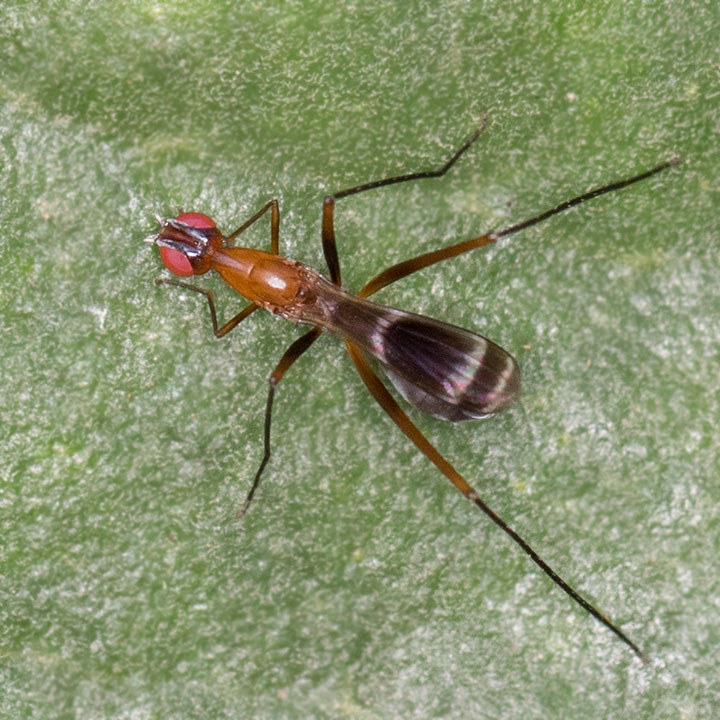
(176, 212, 216, 229)
(160, 246, 194, 277)
(158, 212, 217, 276)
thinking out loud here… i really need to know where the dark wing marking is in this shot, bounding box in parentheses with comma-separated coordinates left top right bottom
(328, 292, 520, 421)
(379, 316, 520, 421)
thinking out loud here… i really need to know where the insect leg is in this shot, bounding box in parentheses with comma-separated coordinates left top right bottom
(345, 339, 646, 662)
(239, 326, 324, 517)
(154, 278, 258, 338)
(225, 199, 280, 254)
(321, 113, 491, 286)
(358, 156, 681, 298)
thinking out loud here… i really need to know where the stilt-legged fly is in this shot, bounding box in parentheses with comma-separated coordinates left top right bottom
(148, 114, 679, 661)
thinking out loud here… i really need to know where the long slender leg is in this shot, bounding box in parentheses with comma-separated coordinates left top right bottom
(226, 198, 280, 254)
(154, 278, 258, 338)
(359, 156, 680, 298)
(321, 113, 491, 285)
(345, 339, 646, 662)
(238, 326, 324, 517)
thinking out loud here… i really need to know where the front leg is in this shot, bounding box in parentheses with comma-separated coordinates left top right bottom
(154, 278, 258, 338)
(225, 199, 280, 254)
(321, 116, 490, 287)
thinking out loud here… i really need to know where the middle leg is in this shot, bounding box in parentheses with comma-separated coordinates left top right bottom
(321, 113, 490, 286)
(238, 326, 324, 516)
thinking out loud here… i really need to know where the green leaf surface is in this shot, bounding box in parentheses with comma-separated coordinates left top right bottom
(1, 1, 718, 718)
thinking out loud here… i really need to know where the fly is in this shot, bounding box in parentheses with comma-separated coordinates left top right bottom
(148, 114, 680, 662)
